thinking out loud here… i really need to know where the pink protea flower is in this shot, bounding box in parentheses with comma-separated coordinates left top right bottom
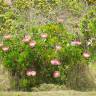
(55, 45, 62, 51)
(71, 40, 81, 46)
(22, 35, 31, 43)
(53, 71, 60, 78)
(2, 46, 9, 52)
(0, 42, 3, 47)
(75, 40, 81, 45)
(26, 70, 36, 77)
(51, 59, 61, 65)
(29, 40, 36, 48)
(57, 17, 64, 23)
(4, 34, 12, 40)
(83, 52, 90, 58)
(40, 33, 48, 39)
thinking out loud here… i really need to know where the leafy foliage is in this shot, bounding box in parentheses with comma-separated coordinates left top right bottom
(0, 23, 86, 90)
(86, 0, 96, 4)
(0, 0, 95, 91)
(0, 0, 16, 34)
(80, 6, 96, 62)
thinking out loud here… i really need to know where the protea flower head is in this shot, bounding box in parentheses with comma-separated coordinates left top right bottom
(2, 46, 9, 52)
(53, 71, 60, 78)
(71, 40, 81, 46)
(26, 70, 36, 77)
(51, 59, 61, 65)
(83, 52, 90, 58)
(4, 34, 12, 40)
(29, 40, 36, 48)
(22, 35, 31, 43)
(40, 33, 48, 39)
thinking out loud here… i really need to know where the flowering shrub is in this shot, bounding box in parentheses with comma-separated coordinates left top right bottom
(0, 0, 95, 91)
(0, 23, 87, 90)
(0, 21, 94, 90)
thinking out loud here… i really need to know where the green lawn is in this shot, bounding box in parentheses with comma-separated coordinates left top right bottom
(0, 91, 96, 96)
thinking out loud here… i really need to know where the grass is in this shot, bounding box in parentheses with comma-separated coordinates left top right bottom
(0, 91, 96, 96)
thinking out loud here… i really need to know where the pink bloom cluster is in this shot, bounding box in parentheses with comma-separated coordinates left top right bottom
(2, 46, 9, 52)
(22, 35, 36, 48)
(51, 59, 61, 65)
(51, 59, 61, 78)
(26, 70, 36, 77)
(0, 34, 12, 52)
(29, 40, 36, 48)
(22, 33, 48, 48)
(53, 71, 60, 78)
(4, 34, 12, 40)
(71, 40, 90, 58)
(40, 33, 48, 39)
(83, 52, 90, 58)
(71, 40, 81, 46)
(22, 35, 31, 43)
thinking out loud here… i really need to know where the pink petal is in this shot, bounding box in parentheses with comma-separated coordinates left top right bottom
(29, 40, 36, 48)
(51, 59, 61, 65)
(41, 33, 48, 39)
(26, 70, 36, 77)
(2, 47, 9, 52)
(30, 71, 36, 76)
(4, 34, 12, 40)
(53, 71, 60, 78)
(83, 52, 90, 58)
(71, 40, 81, 46)
(75, 40, 81, 45)
(22, 35, 31, 43)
